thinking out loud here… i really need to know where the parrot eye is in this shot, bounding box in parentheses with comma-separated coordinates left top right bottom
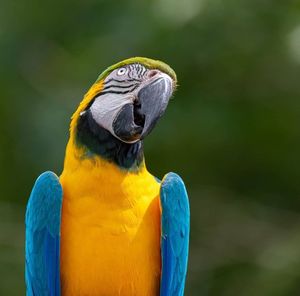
(117, 68, 127, 76)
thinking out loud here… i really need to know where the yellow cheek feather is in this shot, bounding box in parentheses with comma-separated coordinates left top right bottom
(69, 80, 104, 141)
(59, 79, 162, 295)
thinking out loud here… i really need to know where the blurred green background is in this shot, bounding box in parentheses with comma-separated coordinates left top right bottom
(1, 0, 300, 295)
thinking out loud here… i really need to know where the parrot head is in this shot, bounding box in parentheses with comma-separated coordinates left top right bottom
(72, 57, 177, 168)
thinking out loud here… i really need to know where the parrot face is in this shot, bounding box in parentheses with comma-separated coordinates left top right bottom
(85, 63, 175, 143)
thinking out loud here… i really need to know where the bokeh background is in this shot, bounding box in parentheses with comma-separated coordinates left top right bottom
(1, 0, 300, 295)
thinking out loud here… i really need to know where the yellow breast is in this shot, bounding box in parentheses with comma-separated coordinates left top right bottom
(59, 151, 161, 296)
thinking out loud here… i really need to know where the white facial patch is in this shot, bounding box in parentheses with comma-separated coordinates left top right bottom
(89, 92, 135, 140)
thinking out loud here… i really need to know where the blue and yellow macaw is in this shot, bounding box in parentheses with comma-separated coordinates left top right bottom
(25, 57, 190, 296)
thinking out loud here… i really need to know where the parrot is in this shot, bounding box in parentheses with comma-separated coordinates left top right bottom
(25, 57, 190, 296)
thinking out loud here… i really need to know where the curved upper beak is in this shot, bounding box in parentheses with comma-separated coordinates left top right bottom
(136, 72, 174, 139)
(111, 71, 175, 143)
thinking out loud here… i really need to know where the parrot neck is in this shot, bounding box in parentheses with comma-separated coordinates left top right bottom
(70, 110, 144, 171)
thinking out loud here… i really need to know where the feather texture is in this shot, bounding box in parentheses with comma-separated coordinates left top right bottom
(25, 171, 63, 296)
(160, 172, 190, 296)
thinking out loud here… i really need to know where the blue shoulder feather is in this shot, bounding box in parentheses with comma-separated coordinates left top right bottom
(160, 172, 190, 296)
(25, 171, 63, 296)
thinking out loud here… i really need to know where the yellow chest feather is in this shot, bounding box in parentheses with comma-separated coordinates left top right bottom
(60, 157, 161, 296)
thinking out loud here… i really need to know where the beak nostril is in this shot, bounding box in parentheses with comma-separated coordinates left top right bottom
(148, 70, 159, 79)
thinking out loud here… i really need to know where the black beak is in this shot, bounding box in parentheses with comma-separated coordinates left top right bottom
(112, 74, 173, 143)
(136, 75, 173, 139)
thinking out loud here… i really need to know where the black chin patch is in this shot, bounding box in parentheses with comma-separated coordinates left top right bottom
(113, 103, 143, 142)
(76, 109, 144, 170)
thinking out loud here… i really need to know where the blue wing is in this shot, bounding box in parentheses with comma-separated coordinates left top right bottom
(160, 172, 190, 296)
(25, 171, 63, 296)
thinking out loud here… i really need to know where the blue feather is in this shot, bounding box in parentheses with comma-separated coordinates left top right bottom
(160, 172, 190, 296)
(25, 171, 63, 296)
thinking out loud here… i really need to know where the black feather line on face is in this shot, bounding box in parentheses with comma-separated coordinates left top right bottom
(96, 84, 140, 97)
(103, 83, 137, 91)
(137, 65, 144, 78)
(128, 67, 133, 79)
(105, 78, 142, 84)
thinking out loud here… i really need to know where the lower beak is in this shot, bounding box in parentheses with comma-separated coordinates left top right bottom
(136, 74, 173, 139)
